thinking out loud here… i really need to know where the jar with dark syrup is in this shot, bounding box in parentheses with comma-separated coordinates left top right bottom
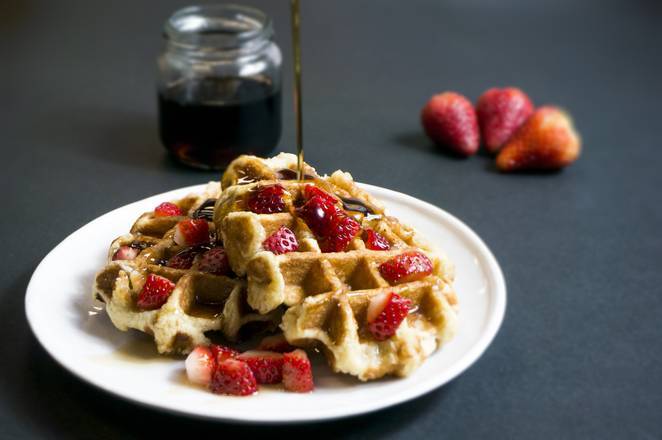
(158, 5, 282, 169)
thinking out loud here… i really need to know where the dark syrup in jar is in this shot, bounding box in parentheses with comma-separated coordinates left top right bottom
(158, 77, 282, 170)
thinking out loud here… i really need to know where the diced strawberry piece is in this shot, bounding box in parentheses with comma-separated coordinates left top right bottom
(237, 350, 284, 384)
(318, 213, 361, 252)
(173, 219, 210, 246)
(185, 346, 215, 386)
(112, 245, 139, 261)
(210, 344, 239, 363)
(367, 292, 412, 341)
(282, 349, 314, 393)
(297, 195, 337, 237)
(298, 191, 361, 252)
(303, 185, 338, 206)
(263, 226, 299, 255)
(257, 334, 295, 353)
(136, 274, 175, 310)
(154, 202, 183, 217)
(379, 251, 433, 284)
(247, 184, 286, 214)
(209, 359, 258, 396)
(194, 247, 230, 275)
(166, 248, 198, 269)
(363, 229, 391, 251)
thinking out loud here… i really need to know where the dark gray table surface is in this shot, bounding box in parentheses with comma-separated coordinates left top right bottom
(2, 0, 661, 438)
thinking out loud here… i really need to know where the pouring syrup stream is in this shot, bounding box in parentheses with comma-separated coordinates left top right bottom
(290, 0, 304, 181)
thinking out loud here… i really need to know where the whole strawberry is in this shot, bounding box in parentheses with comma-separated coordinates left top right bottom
(476, 87, 534, 153)
(421, 92, 480, 157)
(496, 106, 581, 172)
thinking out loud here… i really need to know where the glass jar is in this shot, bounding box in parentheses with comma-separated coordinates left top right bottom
(157, 4, 282, 170)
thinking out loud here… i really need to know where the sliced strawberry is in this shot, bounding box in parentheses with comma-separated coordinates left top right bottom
(257, 334, 295, 353)
(282, 349, 314, 393)
(210, 344, 239, 363)
(303, 185, 338, 206)
(318, 213, 361, 252)
(173, 219, 210, 247)
(298, 191, 361, 252)
(166, 248, 198, 269)
(112, 245, 139, 261)
(363, 229, 391, 251)
(379, 251, 433, 284)
(194, 247, 230, 275)
(154, 202, 183, 217)
(185, 346, 215, 386)
(247, 184, 286, 214)
(367, 292, 412, 340)
(297, 195, 337, 237)
(263, 226, 299, 255)
(136, 274, 175, 310)
(237, 350, 284, 384)
(209, 359, 258, 396)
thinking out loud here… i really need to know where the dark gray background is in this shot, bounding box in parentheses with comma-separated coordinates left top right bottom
(2, 0, 661, 438)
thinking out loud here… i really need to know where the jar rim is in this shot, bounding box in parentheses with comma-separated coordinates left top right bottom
(164, 4, 273, 51)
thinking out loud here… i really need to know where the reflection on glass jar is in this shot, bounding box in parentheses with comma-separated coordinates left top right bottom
(157, 4, 282, 170)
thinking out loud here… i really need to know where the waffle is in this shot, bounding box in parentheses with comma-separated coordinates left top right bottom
(282, 276, 457, 380)
(92, 183, 281, 354)
(212, 154, 458, 380)
(92, 155, 458, 381)
(129, 182, 221, 239)
(214, 157, 449, 314)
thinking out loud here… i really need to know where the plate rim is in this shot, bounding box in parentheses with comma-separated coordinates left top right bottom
(24, 182, 507, 424)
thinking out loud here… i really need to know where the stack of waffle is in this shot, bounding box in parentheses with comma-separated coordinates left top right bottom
(93, 153, 457, 380)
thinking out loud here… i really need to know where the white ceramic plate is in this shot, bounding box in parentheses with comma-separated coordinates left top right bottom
(25, 183, 506, 423)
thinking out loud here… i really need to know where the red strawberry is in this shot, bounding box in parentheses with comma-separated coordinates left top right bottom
(210, 344, 239, 362)
(112, 245, 139, 261)
(379, 251, 433, 284)
(166, 248, 197, 269)
(257, 334, 295, 353)
(366, 292, 412, 340)
(421, 92, 480, 156)
(173, 219, 210, 247)
(136, 274, 175, 310)
(209, 359, 258, 396)
(263, 226, 299, 255)
(247, 184, 286, 214)
(303, 185, 338, 206)
(282, 349, 314, 393)
(496, 106, 581, 172)
(237, 350, 284, 384)
(185, 346, 215, 386)
(298, 194, 360, 252)
(194, 247, 230, 275)
(363, 229, 390, 251)
(297, 195, 337, 237)
(318, 213, 361, 252)
(154, 202, 183, 217)
(476, 87, 534, 153)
